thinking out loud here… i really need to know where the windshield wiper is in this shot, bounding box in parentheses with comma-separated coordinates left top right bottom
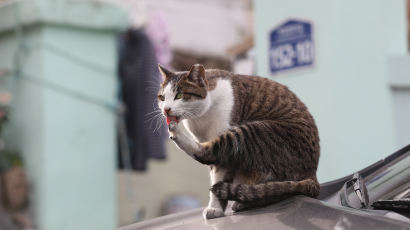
(372, 199, 410, 213)
(340, 173, 370, 208)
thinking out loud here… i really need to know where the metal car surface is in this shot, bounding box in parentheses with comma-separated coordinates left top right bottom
(119, 145, 410, 230)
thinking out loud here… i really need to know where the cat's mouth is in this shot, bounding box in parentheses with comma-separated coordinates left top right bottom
(166, 116, 180, 125)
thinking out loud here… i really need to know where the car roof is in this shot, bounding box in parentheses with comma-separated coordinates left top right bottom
(118, 196, 410, 230)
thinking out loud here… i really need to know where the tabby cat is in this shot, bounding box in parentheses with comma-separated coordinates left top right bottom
(157, 64, 320, 219)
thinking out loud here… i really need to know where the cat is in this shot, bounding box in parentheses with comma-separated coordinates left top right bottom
(157, 64, 320, 219)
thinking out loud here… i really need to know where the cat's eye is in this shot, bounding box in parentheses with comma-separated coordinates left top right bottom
(158, 95, 165, 101)
(175, 92, 183, 100)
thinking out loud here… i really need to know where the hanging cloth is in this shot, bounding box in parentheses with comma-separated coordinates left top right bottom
(118, 29, 167, 171)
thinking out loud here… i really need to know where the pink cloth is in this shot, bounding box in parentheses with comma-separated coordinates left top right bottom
(144, 11, 172, 68)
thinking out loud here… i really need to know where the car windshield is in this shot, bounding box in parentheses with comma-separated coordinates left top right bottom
(330, 149, 410, 222)
(366, 154, 410, 201)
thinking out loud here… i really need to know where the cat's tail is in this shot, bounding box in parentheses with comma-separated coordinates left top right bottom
(210, 178, 319, 203)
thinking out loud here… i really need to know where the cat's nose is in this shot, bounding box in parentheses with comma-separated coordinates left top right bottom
(164, 107, 171, 116)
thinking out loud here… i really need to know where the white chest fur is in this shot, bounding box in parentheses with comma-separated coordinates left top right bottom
(183, 79, 234, 142)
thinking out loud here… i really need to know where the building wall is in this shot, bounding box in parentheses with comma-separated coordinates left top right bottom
(389, 56, 410, 148)
(254, 0, 408, 182)
(112, 0, 253, 56)
(0, 1, 127, 229)
(40, 25, 118, 230)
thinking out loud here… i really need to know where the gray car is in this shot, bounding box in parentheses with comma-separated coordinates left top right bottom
(119, 145, 410, 230)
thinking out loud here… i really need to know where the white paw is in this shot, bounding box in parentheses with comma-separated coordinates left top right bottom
(203, 207, 224, 219)
(168, 121, 178, 140)
(168, 121, 178, 132)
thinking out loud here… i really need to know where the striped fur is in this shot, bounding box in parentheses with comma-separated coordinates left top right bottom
(210, 178, 320, 203)
(157, 64, 320, 218)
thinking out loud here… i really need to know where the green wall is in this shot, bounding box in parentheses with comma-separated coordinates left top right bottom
(0, 1, 127, 229)
(254, 0, 408, 182)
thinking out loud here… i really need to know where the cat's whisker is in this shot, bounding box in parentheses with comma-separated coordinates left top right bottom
(152, 117, 159, 132)
(145, 113, 163, 124)
(153, 116, 165, 134)
(151, 114, 163, 133)
(145, 109, 162, 117)
(152, 99, 161, 112)
(151, 117, 161, 133)
(146, 113, 162, 120)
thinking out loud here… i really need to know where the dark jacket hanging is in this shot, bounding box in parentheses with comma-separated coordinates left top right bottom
(118, 29, 167, 171)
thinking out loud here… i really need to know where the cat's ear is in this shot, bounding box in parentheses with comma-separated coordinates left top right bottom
(186, 64, 207, 87)
(158, 64, 172, 80)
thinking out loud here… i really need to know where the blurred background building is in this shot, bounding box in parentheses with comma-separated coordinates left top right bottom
(0, 0, 408, 229)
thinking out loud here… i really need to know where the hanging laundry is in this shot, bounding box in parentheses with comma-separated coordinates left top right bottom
(144, 10, 172, 68)
(118, 29, 167, 171)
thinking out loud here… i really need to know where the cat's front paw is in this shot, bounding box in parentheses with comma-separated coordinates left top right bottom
(203, 207, 224, 219)
(168, 121, 179, 140)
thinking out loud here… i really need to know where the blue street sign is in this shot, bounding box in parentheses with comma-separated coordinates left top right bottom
(269, 19, 314, 74)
